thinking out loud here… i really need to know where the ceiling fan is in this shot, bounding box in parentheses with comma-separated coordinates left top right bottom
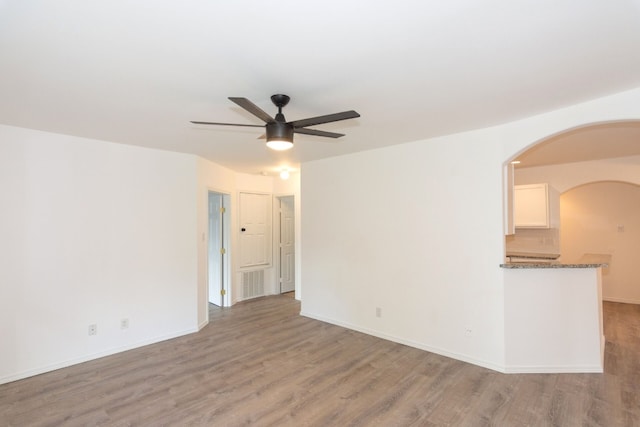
(191, 94, 360, 151)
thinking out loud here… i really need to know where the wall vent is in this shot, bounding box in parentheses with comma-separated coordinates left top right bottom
(242, 269, 265, 299)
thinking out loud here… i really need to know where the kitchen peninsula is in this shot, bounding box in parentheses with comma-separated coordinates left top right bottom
(501, 258, 607, 373)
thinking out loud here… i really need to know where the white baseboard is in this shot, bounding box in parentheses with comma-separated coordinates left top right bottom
(603, 296, 640, 305)
(300, 310, 506, 374)
(0, 327, 199, 385)
(503, 364, 603, 374)
(299, 310, 606, 375)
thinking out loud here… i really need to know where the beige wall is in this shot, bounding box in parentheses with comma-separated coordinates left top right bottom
(515, 156, 640, 303)
(561, 182, 640, 303)
(515, 155, 640, 192)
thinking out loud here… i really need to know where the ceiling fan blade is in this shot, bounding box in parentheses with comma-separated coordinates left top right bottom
(228, 97, 275, 123)
(294, 128, 344, 138)
(190, 121, 264, 128)
(290, 110, 360, 128)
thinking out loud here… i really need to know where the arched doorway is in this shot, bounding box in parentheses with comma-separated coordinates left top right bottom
(504, 120, 640, 261)
(502, 120, 640, 373)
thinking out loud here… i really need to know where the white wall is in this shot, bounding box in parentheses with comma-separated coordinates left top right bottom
(301, 129, 507, 370)
(0, 124, 295, 385)
(504, 268, 603, 372)
(0, 125, 198, 384)
(300, 86, 640, 372)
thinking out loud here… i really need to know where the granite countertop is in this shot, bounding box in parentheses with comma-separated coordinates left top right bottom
(500, 253, 610, 269)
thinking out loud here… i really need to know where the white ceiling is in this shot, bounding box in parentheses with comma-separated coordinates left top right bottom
(2, 1, 640, 175)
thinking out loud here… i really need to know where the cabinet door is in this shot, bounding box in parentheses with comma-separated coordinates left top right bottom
(514, 184, 549, 228)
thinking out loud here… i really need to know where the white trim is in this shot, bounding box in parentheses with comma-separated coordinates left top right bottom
(603, 296, 640, 305)
(274, 194, 296, 296)
(503, 365, 603, 374)
(205, 189, 233, 309)
(301, 310, 607, 374)
(0, 327, 199, 385)
(300, 310, 506, 374)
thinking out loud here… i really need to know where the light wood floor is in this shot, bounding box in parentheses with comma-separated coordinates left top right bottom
(1, 295, 639, 426)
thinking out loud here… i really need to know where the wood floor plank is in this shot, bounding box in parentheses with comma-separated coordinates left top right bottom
(1, 296, 639, 426)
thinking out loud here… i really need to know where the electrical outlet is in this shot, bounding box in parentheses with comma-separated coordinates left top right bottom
(375, 307, 382, 318)
(88, 324, 97, 336)
(120, 318, 129, 329)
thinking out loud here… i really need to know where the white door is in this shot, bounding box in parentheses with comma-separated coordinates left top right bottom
(239, 193, 272, 268)
(208, 192, 224, 306)
(279, 196, 295, 293)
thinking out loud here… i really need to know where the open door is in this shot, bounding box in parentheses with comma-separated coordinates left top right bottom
(279, 196, 295, 293)
(208, 192, 230, 307)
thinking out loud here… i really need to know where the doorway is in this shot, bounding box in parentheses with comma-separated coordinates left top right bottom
(208, 191, 230, 308)
(278, 196, 295, 294)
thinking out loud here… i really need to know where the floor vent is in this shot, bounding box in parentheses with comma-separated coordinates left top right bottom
(242, 270, 265, 299)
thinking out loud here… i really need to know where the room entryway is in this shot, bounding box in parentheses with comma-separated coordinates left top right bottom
(278, 196, 295, 294)
(208, 191, 230, 308)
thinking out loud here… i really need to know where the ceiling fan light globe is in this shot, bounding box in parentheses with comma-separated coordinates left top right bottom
(266, 139, 294, 151)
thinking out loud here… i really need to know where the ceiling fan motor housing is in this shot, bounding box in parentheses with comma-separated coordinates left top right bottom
(266, 121, 294, 141)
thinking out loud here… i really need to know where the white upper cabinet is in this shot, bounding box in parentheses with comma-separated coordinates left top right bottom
(514, 183, 559, 229)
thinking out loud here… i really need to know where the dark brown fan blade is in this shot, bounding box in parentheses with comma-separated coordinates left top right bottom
(289, 110, 360, 128)
(294, 128, 344, 138)
(190, 121, 264, 128)
(228, 97, 274, 123)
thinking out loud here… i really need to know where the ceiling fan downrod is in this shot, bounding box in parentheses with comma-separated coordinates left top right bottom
(271, 94, 290, 122)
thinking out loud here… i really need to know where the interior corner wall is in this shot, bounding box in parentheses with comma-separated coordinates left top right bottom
(300, 130, 507, 371)
(0, 125, 198, 384)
